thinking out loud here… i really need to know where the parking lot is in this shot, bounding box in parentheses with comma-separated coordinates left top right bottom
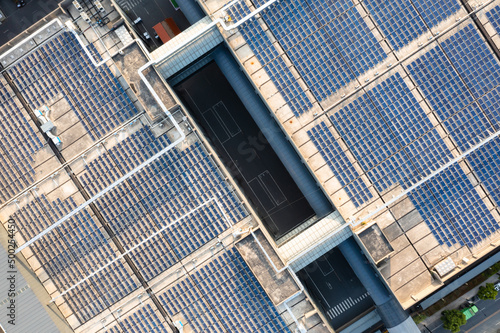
(0, 0, 60, 46)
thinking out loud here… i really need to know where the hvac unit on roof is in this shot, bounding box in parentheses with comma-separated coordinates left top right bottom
(81, 12, 91, 24)
(434, 257, 456, 277)
(73, 0, 83, 12)
(94, 1, 105, 12)
(35, 106, 62, 147)
(174, 321, 183, 333)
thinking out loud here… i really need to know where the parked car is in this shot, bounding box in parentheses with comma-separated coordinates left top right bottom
(494, 282, 500, 291)
(14, 0, 26, 8)
(461, 304, 479, 320)
(0, 7, 5, 23)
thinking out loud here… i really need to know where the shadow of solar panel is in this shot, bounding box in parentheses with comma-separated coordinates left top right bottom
(159, 247, 290, 332)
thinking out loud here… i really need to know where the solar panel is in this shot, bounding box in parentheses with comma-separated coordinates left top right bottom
(486, 5, 500, 35)
(227, 2, 313, 116)
(408, 24, 500, 151)
(230, 0, 386, 111)
(330, 73, 451, 192)
(11, 195, 138, 323)
(308, 121, 373, 207)
(9, 32, 139, 140)
(363, 0, 427, 50)
(159, 247, 291, 332)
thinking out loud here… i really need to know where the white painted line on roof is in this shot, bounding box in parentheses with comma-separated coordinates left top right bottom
(0, 114, 144, 212)
(15, 26, 187, 253)
(15, 124, 184, 254)
(286, 128, 500, 267)
(14, 0, 279, 251)
(0, 19, 64, 63)
(49, 198, 218, 303)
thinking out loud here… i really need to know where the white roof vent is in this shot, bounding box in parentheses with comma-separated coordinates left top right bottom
(435, 257, 456, 277)
(73, 0, 83, 12)
(81, 12, 91, 24)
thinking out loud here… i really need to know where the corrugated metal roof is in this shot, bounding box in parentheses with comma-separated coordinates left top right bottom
(0, 230, 71, 333)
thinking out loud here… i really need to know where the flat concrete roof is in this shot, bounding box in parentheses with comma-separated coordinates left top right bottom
(198, 0, 500, 311)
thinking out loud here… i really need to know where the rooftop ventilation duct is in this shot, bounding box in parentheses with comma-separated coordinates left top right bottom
(35, 106, 61, 146)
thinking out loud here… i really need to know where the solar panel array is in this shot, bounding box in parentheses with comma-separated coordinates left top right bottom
(363, 0, 461, 50)
(117, 304, 171, 333)
(408, 24, 500, 151)
(1, 29, 139, 203)
(11, 195, 138, 322)
(8, 32, 138, 140)
(227, 2, 313, 117)
(307, 21, 500, 248)
(0, 27, 292, 331)
(486, 5, 500, 34)
(7, 126, 262, 326)
(228, 0, 466, 116)
(77, 125, 247, 274)
(229, 0, 386, 115)
(159, 247, 290, 333)
(408, 165, 497, 248)
(307, 122, 373, 208)
(309, 73, 451, 204)
(467, 138, 500, 208)
(0, 78, 45, 203)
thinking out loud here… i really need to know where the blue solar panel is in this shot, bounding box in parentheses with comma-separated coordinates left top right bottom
(366, 150, 418, 192)
(432, 165, 496, 247)
(159, 275, 225, 332)
(408, 46, 473, 118)
(306, 0, 351, 26)
(408, 164, 498, 248)
(413, 0, 462, 28)
(330, 73, 451, 192)
(440, 24, 500, 98)
(232, 0, 385, 108)
(486, 6, 500, 34)
(12, 195, 138, 323)
(332, 93, 401, 171)
(479, 86, 500, 130)
(272, 0, 385, 95)
(11, 124, 247, 322)
(308, 121, 373, 207)
(363, 0, 427, 50)
(363, 0, 461, 50)
(408, 177, 462, 247)
(160, 247, 290, 332)
(403, 130, 451, 175)
(408, 24, 500, 151)
(121, 304, 170, 332)
(286, 30, 351, 101)
(0, 79, 44, 202)
(228, 2, 313, 117)
(321, 5, 386, 76)
(441, 102, 493, 151)
(82, 127, 247, 260)
(9, 32, 139, 140)
(367, 74, 433, 146)
(467, 137, 500, 207)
